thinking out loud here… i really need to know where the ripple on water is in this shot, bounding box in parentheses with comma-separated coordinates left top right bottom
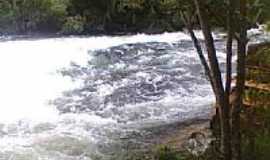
(0, 32, 230, 159)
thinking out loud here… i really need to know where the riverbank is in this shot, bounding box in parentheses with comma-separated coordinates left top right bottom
(107, 118, 211, 160)
(133, 42, 270, 160)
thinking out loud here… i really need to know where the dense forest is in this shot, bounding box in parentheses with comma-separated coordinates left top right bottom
(1, 0, 270, 35)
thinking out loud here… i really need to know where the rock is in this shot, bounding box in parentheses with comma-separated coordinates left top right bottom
(183, 132, 209, 157)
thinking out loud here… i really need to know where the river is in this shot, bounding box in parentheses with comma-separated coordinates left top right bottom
(0, 31, 248, 160)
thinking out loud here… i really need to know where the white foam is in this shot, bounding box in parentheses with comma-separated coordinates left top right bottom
(0, 32, 221, 159)
(0, 32, 198, 124)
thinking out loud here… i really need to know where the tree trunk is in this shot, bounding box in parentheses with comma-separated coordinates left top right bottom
(181, 12, 223, 155)
(180, 12, 215, 94)
(225, 0, 234, 104)
(232, 0, 248, 160)
(11, 0, 18, 32)
(193, 0, 232, 159)
(224, 0, 235, 159)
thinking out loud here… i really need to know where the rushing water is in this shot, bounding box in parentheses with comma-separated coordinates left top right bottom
(0, 31, 237, 160)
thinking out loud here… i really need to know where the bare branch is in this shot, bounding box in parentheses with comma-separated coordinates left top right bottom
(193, 0, 225, 100)
(180, 11, 216, 94)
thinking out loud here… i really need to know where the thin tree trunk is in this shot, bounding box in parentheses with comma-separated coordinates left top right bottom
(193, 0, 225, 100)
(232, 0, 248, 160)
(12, 0, 18, 32)
(193, 1, 232, 159)
(181, 11, 224, 155)
(225, 0, 234, 100)
(180, 12, 215, 94)
(224, 0, 235, 159)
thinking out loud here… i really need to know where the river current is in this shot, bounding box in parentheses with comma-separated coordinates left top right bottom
(0, 30, 264, 160)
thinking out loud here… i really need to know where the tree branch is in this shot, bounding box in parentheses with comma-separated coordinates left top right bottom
(225, 0, 234, 103)
(193, 0, 225, 101)
(180, 11, 216, 95)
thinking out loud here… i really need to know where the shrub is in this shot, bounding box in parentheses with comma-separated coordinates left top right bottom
(251, 134, 270, 160)
(61, 16, 85, 34)
(267, 21, 270, 32)
(0, 0, 69, 34)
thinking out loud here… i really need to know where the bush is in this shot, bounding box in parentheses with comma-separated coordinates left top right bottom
(0, 0, 69, 34)
(0, 1, 16, 34)
(267, 21, 270, 32)
(254, 134, 270, 160)
(61, 16, 85, 34)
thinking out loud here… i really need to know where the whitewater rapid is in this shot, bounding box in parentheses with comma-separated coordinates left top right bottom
(0, 32, 228, 160)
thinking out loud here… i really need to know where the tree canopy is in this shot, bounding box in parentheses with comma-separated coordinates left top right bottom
(0, 0, 269, 34)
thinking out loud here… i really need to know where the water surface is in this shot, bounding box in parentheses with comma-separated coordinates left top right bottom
(0, 32, 229, 160)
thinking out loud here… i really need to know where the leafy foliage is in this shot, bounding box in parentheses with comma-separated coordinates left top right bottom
(0, 0, 69, 34)
(1, 0, 270, 34)
(240, 44, 270, 160)
(247, 47, 270, 68)
(61, 15, 85, 34)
